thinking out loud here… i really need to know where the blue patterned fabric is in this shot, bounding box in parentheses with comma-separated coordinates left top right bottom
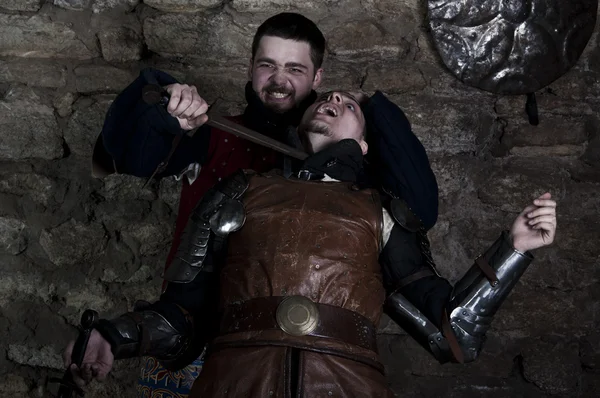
(137, 356, 203, 398)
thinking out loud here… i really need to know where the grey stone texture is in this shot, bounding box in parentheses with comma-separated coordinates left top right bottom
(0, 1, 598, 397)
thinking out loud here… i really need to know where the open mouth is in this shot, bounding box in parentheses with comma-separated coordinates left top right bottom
(316, 104, 338, 117)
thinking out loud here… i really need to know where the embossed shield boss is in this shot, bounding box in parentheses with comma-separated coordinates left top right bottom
(428, 0, 598, 94)
(276, 296, 320, 336)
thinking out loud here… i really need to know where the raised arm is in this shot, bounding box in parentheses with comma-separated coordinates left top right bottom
(382, 193, 557, 363)
(98, 68, 212, 178)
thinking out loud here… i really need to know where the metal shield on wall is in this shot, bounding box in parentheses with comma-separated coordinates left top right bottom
(428, 0, 598, 95)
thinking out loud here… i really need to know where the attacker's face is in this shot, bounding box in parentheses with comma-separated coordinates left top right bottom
(249, 36, 323, 114)
(298, 91, 367, 155)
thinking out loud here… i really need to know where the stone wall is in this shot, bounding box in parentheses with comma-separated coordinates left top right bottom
(0, 0, 598, 397)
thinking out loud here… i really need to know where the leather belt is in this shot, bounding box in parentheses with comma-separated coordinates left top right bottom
(219, 296, 378, 352)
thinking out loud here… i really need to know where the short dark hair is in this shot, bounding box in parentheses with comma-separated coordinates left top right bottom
(251, 13, 326, 70)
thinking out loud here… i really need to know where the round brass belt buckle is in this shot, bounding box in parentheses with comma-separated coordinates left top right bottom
(276, 296, 320, 336)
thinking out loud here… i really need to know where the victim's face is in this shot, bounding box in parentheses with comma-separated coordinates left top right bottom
(249, 36, 323, 113)
(298, 91, 367, 154)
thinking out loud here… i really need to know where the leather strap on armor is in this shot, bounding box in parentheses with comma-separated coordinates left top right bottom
(219, 296, 378, 352)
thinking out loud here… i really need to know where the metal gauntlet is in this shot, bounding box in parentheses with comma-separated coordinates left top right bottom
(385, 231, 533, 363)
(447, 231, 533, 362)
(95, 309, 191, 363)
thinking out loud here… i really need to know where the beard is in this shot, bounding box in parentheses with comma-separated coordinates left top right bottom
(261, 82, 296, 114)
(298, 118, 333, 137)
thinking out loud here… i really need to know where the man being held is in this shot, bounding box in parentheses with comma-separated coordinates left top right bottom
(68, 91, 557, 396)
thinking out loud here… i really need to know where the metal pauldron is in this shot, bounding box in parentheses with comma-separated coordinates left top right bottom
(385, 231, 533, 363)
(163, 170, 249, 283)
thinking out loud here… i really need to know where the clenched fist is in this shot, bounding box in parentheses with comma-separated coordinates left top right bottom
(164, 83, 209, 131)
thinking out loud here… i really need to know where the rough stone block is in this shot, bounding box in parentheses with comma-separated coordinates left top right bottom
(0, 169, 65, 210)
(0, 15, 96, 59)
(96, 239, 137, 282)
(64, 95, 115, 157)
(495, 93, 595, 118)
(144, 12, 252, 63)
(553, 217, 600, 257)
(509, 145, 586, 157)
(583, 127, 600, 168)
(230, 0, 363, 17)
(325, 20, 409, 62)
(0, 271, 57, 306)
(314, 58, 364, 92)
(92, 0, 139, 13)
(39, 219, 107, 266)
(0, 87, 63, 161)
(495, 288, 594, 335)
(94, 200, 153, 231)
(184, 65, 248, 103)
(522, 247, 599, 291)
(0, 0, 42, 11)
(53, 0, 91, 10)
(100, 174, 157, 201)
(0, 216, 27, 255)
(58, 279, 116, 324)
(0, 374, 29, 393)
(580, 332, 600, 372)
(522, 338, 581, 395)
(0, 59, 67, 88)
(429, 155, 478, 199)
(145, 0, 221, 12)
(362, 62, 427, 94)
(362, 0, 422, 16)
(74, 65, 136, 93)
(552, 70, 600, 102)
(121, 222, 173, 256)
(503, 116, 591, 147)
(476, 158, 567, 213)
(98, 27, 143, 63)
(388, 95, 495, 156)
(53, 92, 77, 118)
(8, 344, 62, 370)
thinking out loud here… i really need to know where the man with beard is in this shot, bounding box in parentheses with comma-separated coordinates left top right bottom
(68, 91, 557, 397)
(94, 11, 439, 397)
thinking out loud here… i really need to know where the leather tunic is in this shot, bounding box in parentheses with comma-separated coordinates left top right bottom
(221, 172, 385, 324)
(190, 172, 394, 397)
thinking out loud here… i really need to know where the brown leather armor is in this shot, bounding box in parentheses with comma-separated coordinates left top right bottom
(191, 171, 394, 397)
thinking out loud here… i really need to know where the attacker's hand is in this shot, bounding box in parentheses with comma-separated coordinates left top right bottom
(164, 83, 209, 131)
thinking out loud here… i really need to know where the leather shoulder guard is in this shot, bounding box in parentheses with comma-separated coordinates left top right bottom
(389, 198, 421, 233)
(164, 170, 249, 283)
(384, 194, 440, 278)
